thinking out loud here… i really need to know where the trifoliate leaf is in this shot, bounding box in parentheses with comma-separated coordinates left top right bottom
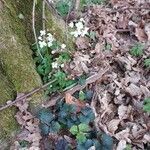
(70, 125, 78, 135)
(76, 132, 87, 143)
(78, 123, 90, 132)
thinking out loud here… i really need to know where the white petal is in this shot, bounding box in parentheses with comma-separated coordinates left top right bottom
(60, 64, 64, 68)
(38, 36, 42, 40)
(75, 22, 84, 30)
(52, 62, 58, 69)
(47, 42, 53, 47)
(39, 41, 47, 48)
(69, 22, 74, 28)
(61, 44, 66, 49)
(80, 18, 85, 22)
(40, 30, 46, 36)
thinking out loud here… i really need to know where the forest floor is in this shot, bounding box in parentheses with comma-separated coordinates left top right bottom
(9, 0, 150, 150)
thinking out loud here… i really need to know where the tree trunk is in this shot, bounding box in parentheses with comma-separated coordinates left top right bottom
(0, 0, 74, 148)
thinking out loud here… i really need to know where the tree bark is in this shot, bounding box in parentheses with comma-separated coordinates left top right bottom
(0, 0, 74, 148)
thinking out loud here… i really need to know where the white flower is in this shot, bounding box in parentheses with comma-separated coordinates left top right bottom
(52, 62, 58, 69)
(39, 41, 47, 48)
(40, 30, 46, 36)
(61, 44, 66, 49)
(38, 36, 42, 40)
(47, 33, 53, 38)
(47, 41, 53, 47)
(69, 22, 74, 28)
(47, 34, 54, 43)
(60, 64, 64, 68)
(80, 18, 85, 22)
(81, 27, 89, 37)
(75, 22, 84, 30)
(70, 29, 82, 37)
(70, 31, 78, 38)
(51, 50, 55, 54)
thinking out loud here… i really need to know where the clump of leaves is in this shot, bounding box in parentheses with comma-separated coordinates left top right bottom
(77, 139, 101, 150)
(19, 140, 29, 148)
(76, 131, 113, 149)
(56, 101, 95, 128)
(38, 109, 61, 135)
(143, 98, 150, 112)
(32, 34, 76, 94)
(144, 58, 150, 68)
(130, 43, 144, 57)
(101, 133, 113, 150)
(55, 0, 73, 17)
(79, 90, 86, 101)
(70, 123, 90, 143)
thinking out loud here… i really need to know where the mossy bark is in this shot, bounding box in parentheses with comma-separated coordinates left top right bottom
(0, 0, 74, 148)
(0, 0, 43, 147)
(0, 68, 19, 149)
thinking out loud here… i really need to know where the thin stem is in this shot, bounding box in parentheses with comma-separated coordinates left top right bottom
(32, 0, 44, 59)
(42, 0, 46, 31)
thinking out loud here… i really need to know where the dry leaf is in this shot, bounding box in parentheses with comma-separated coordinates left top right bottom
(115, 128, 131, 143)
(76, 37, 89, 50)
(118, 105, 128, 120)
(65, 93, 85, 108)
(107, 119, 120, 134)
(116, 140, 127, 150)
(135, 27, 147, 42)
(126, 83, 142, 96)
(144, 23, 150, 41)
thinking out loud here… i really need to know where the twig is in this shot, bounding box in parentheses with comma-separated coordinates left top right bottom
(0, 79, 56, 111)
(110, 7, 150, 13)
(75, 0, 80, 11)
(42, 67, 110, 108)
(65, 67, 110, 95)
(42, 0, 46, 31)
(32, 0, 44, 59)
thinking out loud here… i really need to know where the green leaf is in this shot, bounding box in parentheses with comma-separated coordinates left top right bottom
(76, 132, 87, 143)
(130, 43, 144, 57)
(101, 133, 113, 149)
(144, 58, 150, 68)
(125, 144, 132, 150)
(78, 123, 90, 132)
(70, 125, 78, 135)
(19, 140, 29, 148)
(38, 109, 54, 124)
(50, 121, 61, 133)
(79, 91, 86, 101)
(143, 98, 150, 112)
(55, 1, 70, 17)
(39, 123, 50, 135)
(89, 31, 96, 41)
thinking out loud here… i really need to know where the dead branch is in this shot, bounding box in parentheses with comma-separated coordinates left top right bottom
(0, 80, 56, 111)
(43, 67, 110, 108)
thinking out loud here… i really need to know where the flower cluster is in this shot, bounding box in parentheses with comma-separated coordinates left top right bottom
(38, 30, 55, 48)
(69, 18, 89, 38)
(51, 62, 64, 69)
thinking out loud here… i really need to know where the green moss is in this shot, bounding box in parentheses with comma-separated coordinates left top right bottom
(0, 69, 19, 146)
(0, 0, 44, 108)
(46, 5, 75, 51)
